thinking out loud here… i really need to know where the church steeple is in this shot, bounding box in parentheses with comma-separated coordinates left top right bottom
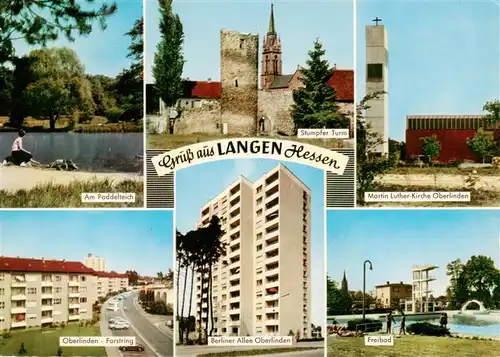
(261, 3, 282, 89)
(268, 4, 276, 35)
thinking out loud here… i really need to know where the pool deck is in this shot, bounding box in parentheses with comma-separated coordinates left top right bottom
(0, 166, 142, 191)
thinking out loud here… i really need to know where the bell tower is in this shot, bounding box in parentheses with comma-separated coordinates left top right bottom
(261, 4, 282, 89)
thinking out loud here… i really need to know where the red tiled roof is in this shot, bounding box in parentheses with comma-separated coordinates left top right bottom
(0, 256, 96, 274)
(95, 271, 128, 278)
(327, 69, 354, 102)
(182, 80, 221, 99)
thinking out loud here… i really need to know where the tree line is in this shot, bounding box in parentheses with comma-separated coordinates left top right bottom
(176, 216, 226, 345)
(0, 0, 142, 130)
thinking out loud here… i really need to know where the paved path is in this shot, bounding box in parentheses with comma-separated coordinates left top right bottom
(0, 166, 141, 191)
(378, 174, 500, 189)
(176, 341, 324, 357)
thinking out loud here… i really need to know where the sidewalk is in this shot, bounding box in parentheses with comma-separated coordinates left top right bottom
(132, 296, 173, 338)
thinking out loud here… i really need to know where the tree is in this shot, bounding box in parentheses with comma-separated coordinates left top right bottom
(23, 47, 95, 130)
(115, 18, 143, 122)
(483, 99, 500, 124)
(0, 66, 13, 115)
(125, 270, 139, 285)
(87, 75, 117, 117)
(327, 275, 352, 315)
(18, 342, 27, 355)
(9, 56, 36, 127)
(0, 0, 117, 63)
(466, 129, 495, 163)
(356, 92, 392, 205)
(291, 40, 348, 131)
(153, 0, 184, 108)
(420, 135, 441, 163)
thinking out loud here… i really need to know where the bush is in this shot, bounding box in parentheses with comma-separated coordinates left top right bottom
(346, 319, 382, 332)
(104, 107, 125, 123)
(298, 338, 324, 342)
(406, 322, 451, 337)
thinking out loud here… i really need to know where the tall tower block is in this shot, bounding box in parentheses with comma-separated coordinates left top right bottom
(365, 22, 389, 155)
(220, 30, 259, 136)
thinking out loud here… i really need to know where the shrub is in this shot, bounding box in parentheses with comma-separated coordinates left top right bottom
(492, 157, 500, 170)
(407, 322, 451, 337)
(104, 107, 125, 123)
(2, 329, 11, 339)
(298, 337, 324, 342)
(346, 319, 382, 332)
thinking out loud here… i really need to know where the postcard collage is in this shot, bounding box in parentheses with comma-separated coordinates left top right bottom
(0, 0, 498, 356)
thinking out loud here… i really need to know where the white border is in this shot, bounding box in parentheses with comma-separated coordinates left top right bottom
(142, 0, 148, 209)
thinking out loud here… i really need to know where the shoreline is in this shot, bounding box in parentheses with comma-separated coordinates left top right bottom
(0, 166, 142, 192)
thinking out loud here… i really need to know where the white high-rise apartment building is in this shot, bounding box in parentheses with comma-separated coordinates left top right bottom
(195, 164, 311, 338)
(83, 254, 107, 272)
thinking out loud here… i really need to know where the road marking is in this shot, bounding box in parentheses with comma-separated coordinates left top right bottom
(120, 297, 165, 357)
(132, 297, 173, 339)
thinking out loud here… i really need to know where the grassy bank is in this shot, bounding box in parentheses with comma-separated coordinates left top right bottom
(388, 166, 499, 176)
(365, 184, 500, 207)
(0, 324, 105, 356)
(0, 116, 142, 133)
(328, 335, 499, 357)
(197, 347, 320, 357)
(0, 179, 143, 208)
(147, 133, 351, 150)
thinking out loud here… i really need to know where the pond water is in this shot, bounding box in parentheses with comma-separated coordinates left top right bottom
(0, 132, 143, 173)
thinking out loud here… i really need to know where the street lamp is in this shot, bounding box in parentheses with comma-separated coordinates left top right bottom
(362, 260, 373, 320)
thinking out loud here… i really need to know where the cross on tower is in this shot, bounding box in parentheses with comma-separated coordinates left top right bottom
(373, 17, 382, 26)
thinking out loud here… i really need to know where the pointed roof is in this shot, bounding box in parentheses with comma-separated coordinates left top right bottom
(268, 4, 276, 35)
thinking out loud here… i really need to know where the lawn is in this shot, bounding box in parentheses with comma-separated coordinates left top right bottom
(147, 133, 352, 150)
(0, 116, 142, 133)
(0, 324, 106, 356)
(197, 347, 320, 357)
(0, 179, 144, 208)
(328, 335, 499, 357)
(365, 184, 500, 207)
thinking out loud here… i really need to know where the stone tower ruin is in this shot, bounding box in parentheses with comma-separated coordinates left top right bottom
(220, 30, 259, 136)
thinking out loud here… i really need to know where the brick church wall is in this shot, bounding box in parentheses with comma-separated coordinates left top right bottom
(220, 30, 259, 136)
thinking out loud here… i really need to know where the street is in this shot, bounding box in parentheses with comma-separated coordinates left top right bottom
(100, 292, 173, 357)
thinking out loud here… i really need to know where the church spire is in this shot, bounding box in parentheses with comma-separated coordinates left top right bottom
(268, 4, 276, 35)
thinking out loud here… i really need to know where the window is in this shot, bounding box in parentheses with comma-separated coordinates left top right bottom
(0, 288, 4, 295)
(80, 297, 87, 303)
(80, 276, 86, 282)
(55, 287, 61, 294)
(54, 299, 61, 305)
(0, 274, 4, 281)
(240, 39, 244, 49)
(235, 79, 238, 87)
(27, 288, 37, 295)
(367, 63, 383, 81)
(55, 275, 61, 282)
(256, 244, 262, 251)
(0, 302, 4, 309)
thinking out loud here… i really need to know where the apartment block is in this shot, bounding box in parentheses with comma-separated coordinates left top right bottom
(83, 253, 107, 272)
(375, 281, 412, 308)
(0, 257, 98, 330)
(195, 164, 311, 338)
(95, 272, 129, 299)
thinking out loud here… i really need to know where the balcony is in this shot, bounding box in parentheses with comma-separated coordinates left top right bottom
(265, 306, 279, 313)
(11, 294, 26, 301)
(11, 321, 26, 328)
(41, 305, 53, 311)
(68, 292, 80, 298)
(69, 303, 80, 309)
(68, 280, 80, 287)
(11, 307, 27, 314)
(41, 293, 53, 299)
(41, 281, 54, 287)
(229, 308, 240, 315)
(68, 314, 80, 321)
(265, 294, 279, 302)
(41, 317, 53, 324)
(229, 284, 240, 292)
(11, 281, 26, 288)
(264, 319, 279, 326)
(265, 281, 279, 290)
(229, 320, 240, 327)
(229, 296, 240, 304)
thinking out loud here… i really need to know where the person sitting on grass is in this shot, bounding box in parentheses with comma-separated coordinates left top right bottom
(335, 326, 364, 337)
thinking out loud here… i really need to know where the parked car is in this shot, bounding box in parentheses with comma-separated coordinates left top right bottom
(118, 344, 145, 352)
(109, 323, 129, 330)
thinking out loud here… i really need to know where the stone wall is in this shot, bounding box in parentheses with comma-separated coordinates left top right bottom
(258, 89, 295, 136)
(147, 115, 168, 134)
(173, 102, 221, 135)
(220, 30, 259, 136)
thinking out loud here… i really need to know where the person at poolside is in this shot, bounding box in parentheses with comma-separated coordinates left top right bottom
(399, 311, 406, 335)
(386, 311, 396, 334)
(9, 129, 35, 166)
(440, 313, 448, 328)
